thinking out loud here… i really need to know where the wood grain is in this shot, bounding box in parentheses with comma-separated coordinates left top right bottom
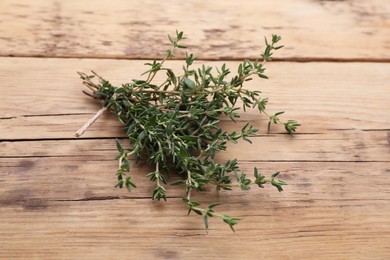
(0, 0, 389, 60)
(1, 157, 389, 201)
(2, 197, 389, 260)
(0, 56, 389, 258)
(1, 1, 390, 258)
(1, 159, 390, 259)
(1, 130, 389, 162)
(0, 58, 389, 140)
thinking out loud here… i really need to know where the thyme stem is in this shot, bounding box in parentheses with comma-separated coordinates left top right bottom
(74, 106, 107, 137)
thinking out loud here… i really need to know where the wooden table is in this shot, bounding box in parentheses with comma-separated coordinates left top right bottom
(1, 1, 389, 259)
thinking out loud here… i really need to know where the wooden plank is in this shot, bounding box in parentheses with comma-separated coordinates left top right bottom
(1, 199, 389, 259)
(1, 200, 389, 259)
(1, 160, 390, 259)
(1, 129, 389, 161)
(1, 1, 389, 258)
(1, 58, 389, 140)
(1, 157, 389, 200)
(0, 0, 389, 60)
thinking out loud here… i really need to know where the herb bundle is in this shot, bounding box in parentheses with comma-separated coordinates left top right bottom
(76, 31, 299, 231)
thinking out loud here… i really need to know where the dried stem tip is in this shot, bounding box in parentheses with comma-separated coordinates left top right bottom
(74, 106, 107, 137)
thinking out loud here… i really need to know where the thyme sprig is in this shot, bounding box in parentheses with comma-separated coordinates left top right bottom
(76, 31, 299, 231)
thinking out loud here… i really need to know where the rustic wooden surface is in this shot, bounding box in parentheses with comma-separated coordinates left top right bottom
(0, 0, 390, 60)
(1, 0, 390, 259)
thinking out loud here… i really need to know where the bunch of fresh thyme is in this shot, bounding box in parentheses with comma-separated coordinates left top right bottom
(76, 31, 300, 231)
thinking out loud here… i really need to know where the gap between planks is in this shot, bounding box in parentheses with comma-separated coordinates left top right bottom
(3, 54, 390, 63)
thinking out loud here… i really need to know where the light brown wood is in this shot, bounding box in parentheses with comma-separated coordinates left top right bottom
(1, 130, 389, 162)
(0, 0, 389, 60)
(0, 57, 389, 259)
(0, 58, 389, 140)
(1, 196, 389, 260)
(1, 156, 389, 201)
(1, 158, 390, 259)
(1, 1, 390, 258)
